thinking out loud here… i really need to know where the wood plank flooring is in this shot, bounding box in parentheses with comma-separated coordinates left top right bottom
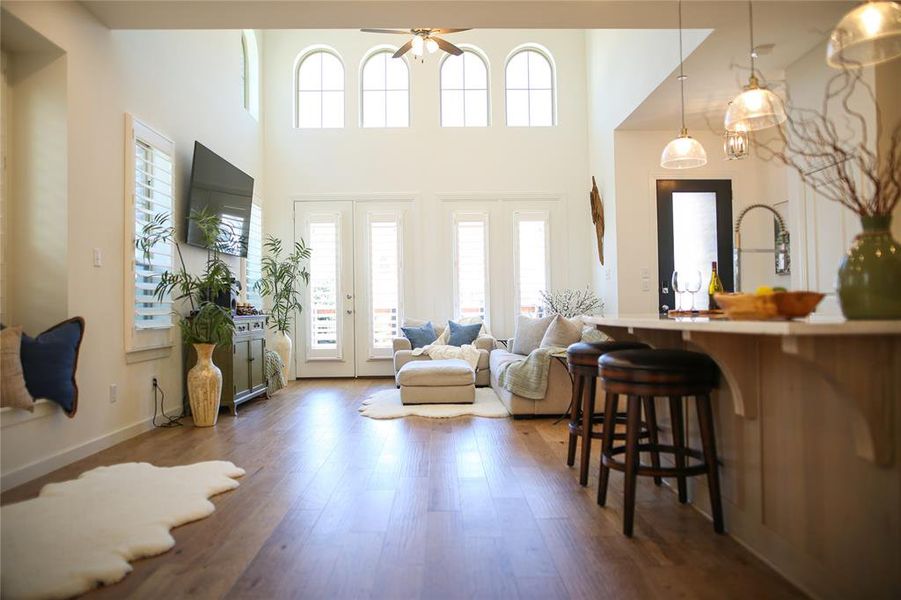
(2, 378, 804, 599)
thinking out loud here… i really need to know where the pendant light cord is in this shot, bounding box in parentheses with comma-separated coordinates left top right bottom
(678, 0, 686, 133)
(748, 0, 756, 77)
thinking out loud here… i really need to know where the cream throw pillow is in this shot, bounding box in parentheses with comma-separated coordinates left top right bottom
(540, 314, 583, 349)
(1, 327, 35, 411)
(511, 315, 554, 356)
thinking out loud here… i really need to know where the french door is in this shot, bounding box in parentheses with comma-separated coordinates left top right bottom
(294, 200, 409, 378)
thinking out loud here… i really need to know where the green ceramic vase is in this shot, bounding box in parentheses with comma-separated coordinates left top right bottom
(837, 215, 901, 320)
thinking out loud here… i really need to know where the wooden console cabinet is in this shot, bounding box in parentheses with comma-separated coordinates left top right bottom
(184, 315, 268, 415)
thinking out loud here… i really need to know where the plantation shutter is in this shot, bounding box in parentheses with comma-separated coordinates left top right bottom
(515, 214, 549, 318)
(246, 203, 263, 307)
(369, 216, 401, 350)
(132, 133, 174, 330)
(455, 216, 488, 321)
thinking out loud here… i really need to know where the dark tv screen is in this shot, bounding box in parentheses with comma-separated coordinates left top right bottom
(185, 142, 254, 257)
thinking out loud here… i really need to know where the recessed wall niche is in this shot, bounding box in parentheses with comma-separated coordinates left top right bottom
(0, 10, 68, 333)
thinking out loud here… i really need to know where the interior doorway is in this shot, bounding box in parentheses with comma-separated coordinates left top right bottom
(656, 179, 734, 313)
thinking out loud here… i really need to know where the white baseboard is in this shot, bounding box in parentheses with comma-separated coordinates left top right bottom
(0, 405, 179, 492)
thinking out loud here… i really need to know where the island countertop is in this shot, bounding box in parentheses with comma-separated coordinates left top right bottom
(582, 314, 901, 336)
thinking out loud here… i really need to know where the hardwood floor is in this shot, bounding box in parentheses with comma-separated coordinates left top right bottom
(2, 378, 803, 599)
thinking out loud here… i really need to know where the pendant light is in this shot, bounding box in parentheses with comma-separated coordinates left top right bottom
(724, 129, 750, 160)
(724, 1, 787, 132)
(661, 0, 707, 169)
(827, 1, 901, 68)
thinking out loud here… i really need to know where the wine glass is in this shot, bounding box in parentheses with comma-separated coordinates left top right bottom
(671, 271, 687, 312)
(684, 270, 703, 312)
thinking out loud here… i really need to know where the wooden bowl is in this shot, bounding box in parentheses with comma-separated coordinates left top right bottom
(713, 293, 779, 320)
(770, 291, 825, 318)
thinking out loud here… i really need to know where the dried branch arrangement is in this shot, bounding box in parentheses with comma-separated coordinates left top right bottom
(540, 287, 604, 318)
(753, 65, 900, 217)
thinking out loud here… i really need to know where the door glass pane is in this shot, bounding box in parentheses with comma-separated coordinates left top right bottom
(672, 192, 718, 310)
(517, 219, 548, 317)
(309, 220, 339, 348)
(370, 220, 399, 349)
(456, 220, 487, 320)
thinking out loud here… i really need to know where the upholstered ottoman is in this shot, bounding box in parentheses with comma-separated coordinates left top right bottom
(397, 359, 476, 404)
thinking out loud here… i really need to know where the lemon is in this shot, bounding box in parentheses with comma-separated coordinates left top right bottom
(755, 285, 774, 296)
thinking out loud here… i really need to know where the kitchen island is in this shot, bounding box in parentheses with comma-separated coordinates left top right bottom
(583, 315, 901, 600)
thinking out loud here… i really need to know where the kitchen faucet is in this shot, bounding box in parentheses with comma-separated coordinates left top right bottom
(733, 203, 790, 292)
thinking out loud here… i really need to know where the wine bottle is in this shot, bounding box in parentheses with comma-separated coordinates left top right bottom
(708, 261, 725, 310)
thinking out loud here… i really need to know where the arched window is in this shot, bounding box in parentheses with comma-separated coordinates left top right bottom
(241, 30, 260, 120)
(296, 48, 345, 128)
(361, 49, 410, 128)
(440, 48, 489, 127)
(505, 46, 555, 127)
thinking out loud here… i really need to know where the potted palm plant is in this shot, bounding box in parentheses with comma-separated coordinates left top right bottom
(254, 235, 310, 379)
(137, 209, 240, 426)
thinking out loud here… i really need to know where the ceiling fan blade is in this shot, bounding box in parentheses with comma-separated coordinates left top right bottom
(431, 28, 470, 35)
(433, 36, 464, 56)
(393, 40, 413, 59)
(360, 28, 411, 35)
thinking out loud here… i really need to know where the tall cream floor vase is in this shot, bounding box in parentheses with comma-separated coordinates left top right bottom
(271, 330, 293, 379)
(187, 343, 222, 427)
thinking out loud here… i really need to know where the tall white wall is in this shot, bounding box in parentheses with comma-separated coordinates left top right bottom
(0, 1, 263, 490)
(584, 28, 709, 316)
(262, 29, 592, 352)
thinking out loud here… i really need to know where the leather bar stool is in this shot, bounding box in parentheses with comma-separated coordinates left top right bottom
(565, 341, 652, 486)
(597, 348, 723, 537)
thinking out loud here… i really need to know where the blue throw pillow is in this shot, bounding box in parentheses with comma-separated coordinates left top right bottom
(20, 317, 85, 416)
(447, 320, 482, 347)
(401, 321, 437, 349)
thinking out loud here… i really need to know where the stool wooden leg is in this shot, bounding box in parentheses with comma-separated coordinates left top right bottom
(597, 391, 616, 506)
(579, 376, 597, 486)
(566, 375, 584, 467)
(669, 396, 688, 504)
(642, 396, 662, 486)
(623, 395, 642, 537)
(696, 394, 725, 534)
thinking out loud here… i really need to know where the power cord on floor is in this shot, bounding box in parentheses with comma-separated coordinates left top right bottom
(152, 378, 183, 428)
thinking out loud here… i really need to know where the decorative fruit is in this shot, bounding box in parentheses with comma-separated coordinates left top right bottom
(755, 285, 774, 296)
(773, 286, 788, 293)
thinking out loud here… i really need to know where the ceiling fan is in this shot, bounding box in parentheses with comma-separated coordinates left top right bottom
(360, 28, 470, 59)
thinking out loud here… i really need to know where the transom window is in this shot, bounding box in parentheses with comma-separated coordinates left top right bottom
(440, 49, 489, 127)
(505, 47, 555, 127)
(361, 49, 410, 128)
(296, 49, 345, 128)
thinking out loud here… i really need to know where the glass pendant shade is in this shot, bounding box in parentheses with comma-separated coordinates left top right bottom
(411, 35, 424, 57)
(827, 1, 901, 68)
(724, 76, 787, 132)
(661, 131, 708, 169)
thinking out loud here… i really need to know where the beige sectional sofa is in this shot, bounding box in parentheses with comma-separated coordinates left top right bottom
(489, 348, 573, 417)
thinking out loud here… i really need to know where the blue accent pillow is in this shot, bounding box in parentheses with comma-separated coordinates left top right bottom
(447, 320, 482, 347)
(20, 317, 85, 416)
(401, 321, 437, 349)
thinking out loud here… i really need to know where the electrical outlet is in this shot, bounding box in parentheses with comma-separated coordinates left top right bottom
(152, 377, 158, 389)
(640, 267, 650, 279)
(93, 248, 102, 268)
(109, 384, 118, 403)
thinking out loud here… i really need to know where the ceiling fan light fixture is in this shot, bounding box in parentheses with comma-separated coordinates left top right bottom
(827, 1, 901, 68)
(411, 35, 425, 57)
(426, 38, 439, 53)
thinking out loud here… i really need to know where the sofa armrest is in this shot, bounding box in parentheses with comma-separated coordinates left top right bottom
(473, 335, 496, 352)
(393, 337, 412, 353)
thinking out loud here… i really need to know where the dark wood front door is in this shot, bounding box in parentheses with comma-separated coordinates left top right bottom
(656, 179, 734, 313)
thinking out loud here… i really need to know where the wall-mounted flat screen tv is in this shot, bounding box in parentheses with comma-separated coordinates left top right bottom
(185, 141, 254, 257)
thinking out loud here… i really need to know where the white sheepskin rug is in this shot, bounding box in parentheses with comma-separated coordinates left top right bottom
(359, 388, 509, 419)
(1, 460, 245, 600)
